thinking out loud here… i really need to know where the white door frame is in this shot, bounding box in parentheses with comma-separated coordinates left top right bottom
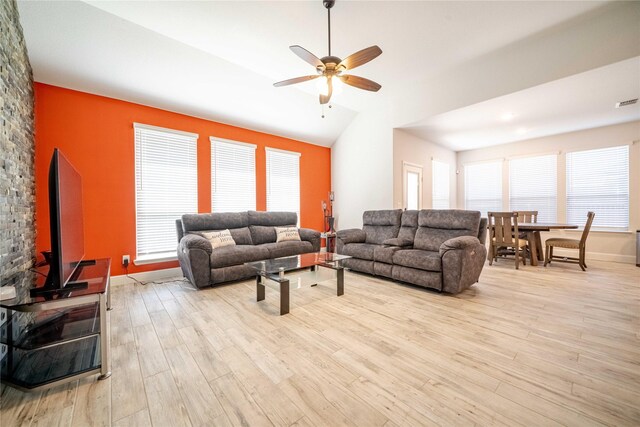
(402, 161, 423, 210)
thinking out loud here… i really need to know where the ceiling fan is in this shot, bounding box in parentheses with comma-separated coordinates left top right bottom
(273, 0, 382, 107)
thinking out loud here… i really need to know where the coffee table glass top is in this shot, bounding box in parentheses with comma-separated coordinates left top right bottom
(245, 252, 351, 275)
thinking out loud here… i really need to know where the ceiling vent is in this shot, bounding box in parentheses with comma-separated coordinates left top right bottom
(615, 98, 638, 108)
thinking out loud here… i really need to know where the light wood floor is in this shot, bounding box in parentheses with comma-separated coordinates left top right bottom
(2, 259, 639, 426)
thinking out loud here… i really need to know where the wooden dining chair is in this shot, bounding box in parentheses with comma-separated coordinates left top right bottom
(488, 212, 527, 269)
(515, 210, 539, 259)
(544, 211, 595, 271)
(516, 211, 538, 224)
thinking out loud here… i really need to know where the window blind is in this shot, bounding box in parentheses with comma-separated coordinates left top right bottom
(211, 138, 256, 213)
(266, 148, 300, 224)
(134, 123, 198, 259)
(509, 154, 557, 222)
(432, 160, 450, 209)
(566, 145, 629, 229)
(464, 160, 502, 217)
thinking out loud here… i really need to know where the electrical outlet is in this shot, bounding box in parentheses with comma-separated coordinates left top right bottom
(122, 255, 130, 267)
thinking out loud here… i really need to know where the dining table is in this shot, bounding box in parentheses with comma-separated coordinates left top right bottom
(516, 222, 579, 266)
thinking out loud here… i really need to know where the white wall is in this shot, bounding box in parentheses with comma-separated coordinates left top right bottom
(457, 121, 640, 264)
(393, 129, 457, 210)
(332, 107, 394, 229)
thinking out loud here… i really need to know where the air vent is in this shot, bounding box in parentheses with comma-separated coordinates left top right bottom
(615, 98, 638, 108)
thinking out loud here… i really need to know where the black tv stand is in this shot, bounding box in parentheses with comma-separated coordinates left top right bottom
(29, 259, 97, 297)
(1, 258, 112, 391)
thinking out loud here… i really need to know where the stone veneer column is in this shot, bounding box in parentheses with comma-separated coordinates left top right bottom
(0, 0, 35, 281)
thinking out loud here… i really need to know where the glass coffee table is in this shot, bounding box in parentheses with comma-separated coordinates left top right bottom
(245, 252, 351, 315)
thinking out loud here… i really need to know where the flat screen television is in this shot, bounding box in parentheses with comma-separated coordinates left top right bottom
(33, 149, 88, 296)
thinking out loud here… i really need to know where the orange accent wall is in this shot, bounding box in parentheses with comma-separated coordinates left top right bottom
(34, 83, 331, 277)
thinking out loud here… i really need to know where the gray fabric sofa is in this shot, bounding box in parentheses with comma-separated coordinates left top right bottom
(337, 209, 488, 294)
(176, 211, 321, 288)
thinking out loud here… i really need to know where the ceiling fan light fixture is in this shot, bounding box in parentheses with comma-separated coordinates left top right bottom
(273, 0, 382, 109)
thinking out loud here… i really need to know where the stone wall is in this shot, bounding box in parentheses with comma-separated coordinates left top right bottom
(0, 0, 35, 282)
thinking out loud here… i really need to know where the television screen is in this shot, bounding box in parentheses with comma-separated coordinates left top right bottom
(49, 149, 85, 288)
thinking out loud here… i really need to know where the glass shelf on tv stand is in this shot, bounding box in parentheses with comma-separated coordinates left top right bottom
(0, 258, 112, 391)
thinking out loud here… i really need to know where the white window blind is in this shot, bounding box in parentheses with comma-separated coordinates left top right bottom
(266, 148, 300, 223)
(566, 145, 629, 229)
(211, 138, 256, 212)
(509, 154, 557, 222)
(464, 160, 502, 217)
(432, 160, 450, 209)
(134, 123, 198, 260)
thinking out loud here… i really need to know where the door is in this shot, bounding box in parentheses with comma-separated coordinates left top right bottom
(403, 162, 423, 210)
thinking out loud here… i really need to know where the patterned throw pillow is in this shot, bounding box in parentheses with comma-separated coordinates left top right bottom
(200, 229, 236, 249)
(275, 227, 300, 243)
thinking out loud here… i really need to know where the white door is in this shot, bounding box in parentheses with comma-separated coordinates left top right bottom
(403, 162, 423, 210)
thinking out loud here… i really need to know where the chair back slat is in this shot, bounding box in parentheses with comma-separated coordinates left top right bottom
(488, 212, 518, 246)
(516, 211, 538, 224)
(580, 211, 595, 245)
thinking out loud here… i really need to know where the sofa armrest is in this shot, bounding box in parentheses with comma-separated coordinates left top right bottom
(177, 234, 212, 289)
(336, 228, 366, 244)
(439, 236, 487, 294)
(181, 234, 213, 254)
(299, 228, 321, 252)
(382, 237, 413, 248)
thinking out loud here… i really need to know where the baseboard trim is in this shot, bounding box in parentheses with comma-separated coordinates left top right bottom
(552, 248, 635, 264)
(111, 267, 183, 286)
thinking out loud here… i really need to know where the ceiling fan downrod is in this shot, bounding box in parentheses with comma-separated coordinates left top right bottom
(324, 0, 334, 56)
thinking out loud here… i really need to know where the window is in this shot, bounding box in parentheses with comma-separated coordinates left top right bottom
(509, 154, 557, 222)
(134, 123, 197, 261)
(211, 138, 256, 212)
(566, 145, 629, 229)
(266, 148, 300, 223)
(464, 160, 502, 217)
(432, 160, 450, 209)
(403, 162, 423, 210)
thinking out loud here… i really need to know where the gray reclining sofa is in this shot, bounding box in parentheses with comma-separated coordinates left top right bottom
(337, 209, 487, 294)
(176, 211, 320, 288)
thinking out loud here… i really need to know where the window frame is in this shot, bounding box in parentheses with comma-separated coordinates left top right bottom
(210, 137, 257, 213)
(431, 159, 450, 210)
(463, 159, 504, 218)
(133, 122, 198, 264)
(265, 147, 301, 225)
(565, 145, 630, 231)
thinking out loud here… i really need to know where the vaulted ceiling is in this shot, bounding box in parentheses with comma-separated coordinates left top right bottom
(17, 1, 638, 148)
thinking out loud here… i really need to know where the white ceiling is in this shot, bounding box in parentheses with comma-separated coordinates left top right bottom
(403, 57, 640, 151)
(17, 0, 620, 147)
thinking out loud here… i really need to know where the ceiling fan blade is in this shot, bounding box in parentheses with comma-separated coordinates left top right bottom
(273, 75, 320, 87)
(338, 75, 381, 92)
(319, 78, 333, 105)
(338, 45, 382, 70)
(290, 45, 324, 69)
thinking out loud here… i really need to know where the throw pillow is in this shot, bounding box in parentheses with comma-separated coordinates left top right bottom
(275, 226, 301, 243)
(200, 229, 236, 249)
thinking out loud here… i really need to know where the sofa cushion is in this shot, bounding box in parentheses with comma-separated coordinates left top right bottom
(374, 245, 402, 264)
(397, 210, 419, 241)
(362, 210, 402, 245)
(188, 227, 253, 245)
(413, 210, 481, 252)
(249, 210, 297, 227)
(275, 227, 301, 242)
(182, 212, 249, 232)
(341, 243, 378, 261)
(210, 245, 270, 268)
(260, 241, 314, 258)
(393, 249, 442, 272)
(250, 225, 276, 245)
(200, 229, 236, 249)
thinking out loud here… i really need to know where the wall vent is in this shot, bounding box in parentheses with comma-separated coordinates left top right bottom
(615, 98, 638, 108)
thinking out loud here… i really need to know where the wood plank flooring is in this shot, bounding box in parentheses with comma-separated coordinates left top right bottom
(2, 260, 639, 426)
